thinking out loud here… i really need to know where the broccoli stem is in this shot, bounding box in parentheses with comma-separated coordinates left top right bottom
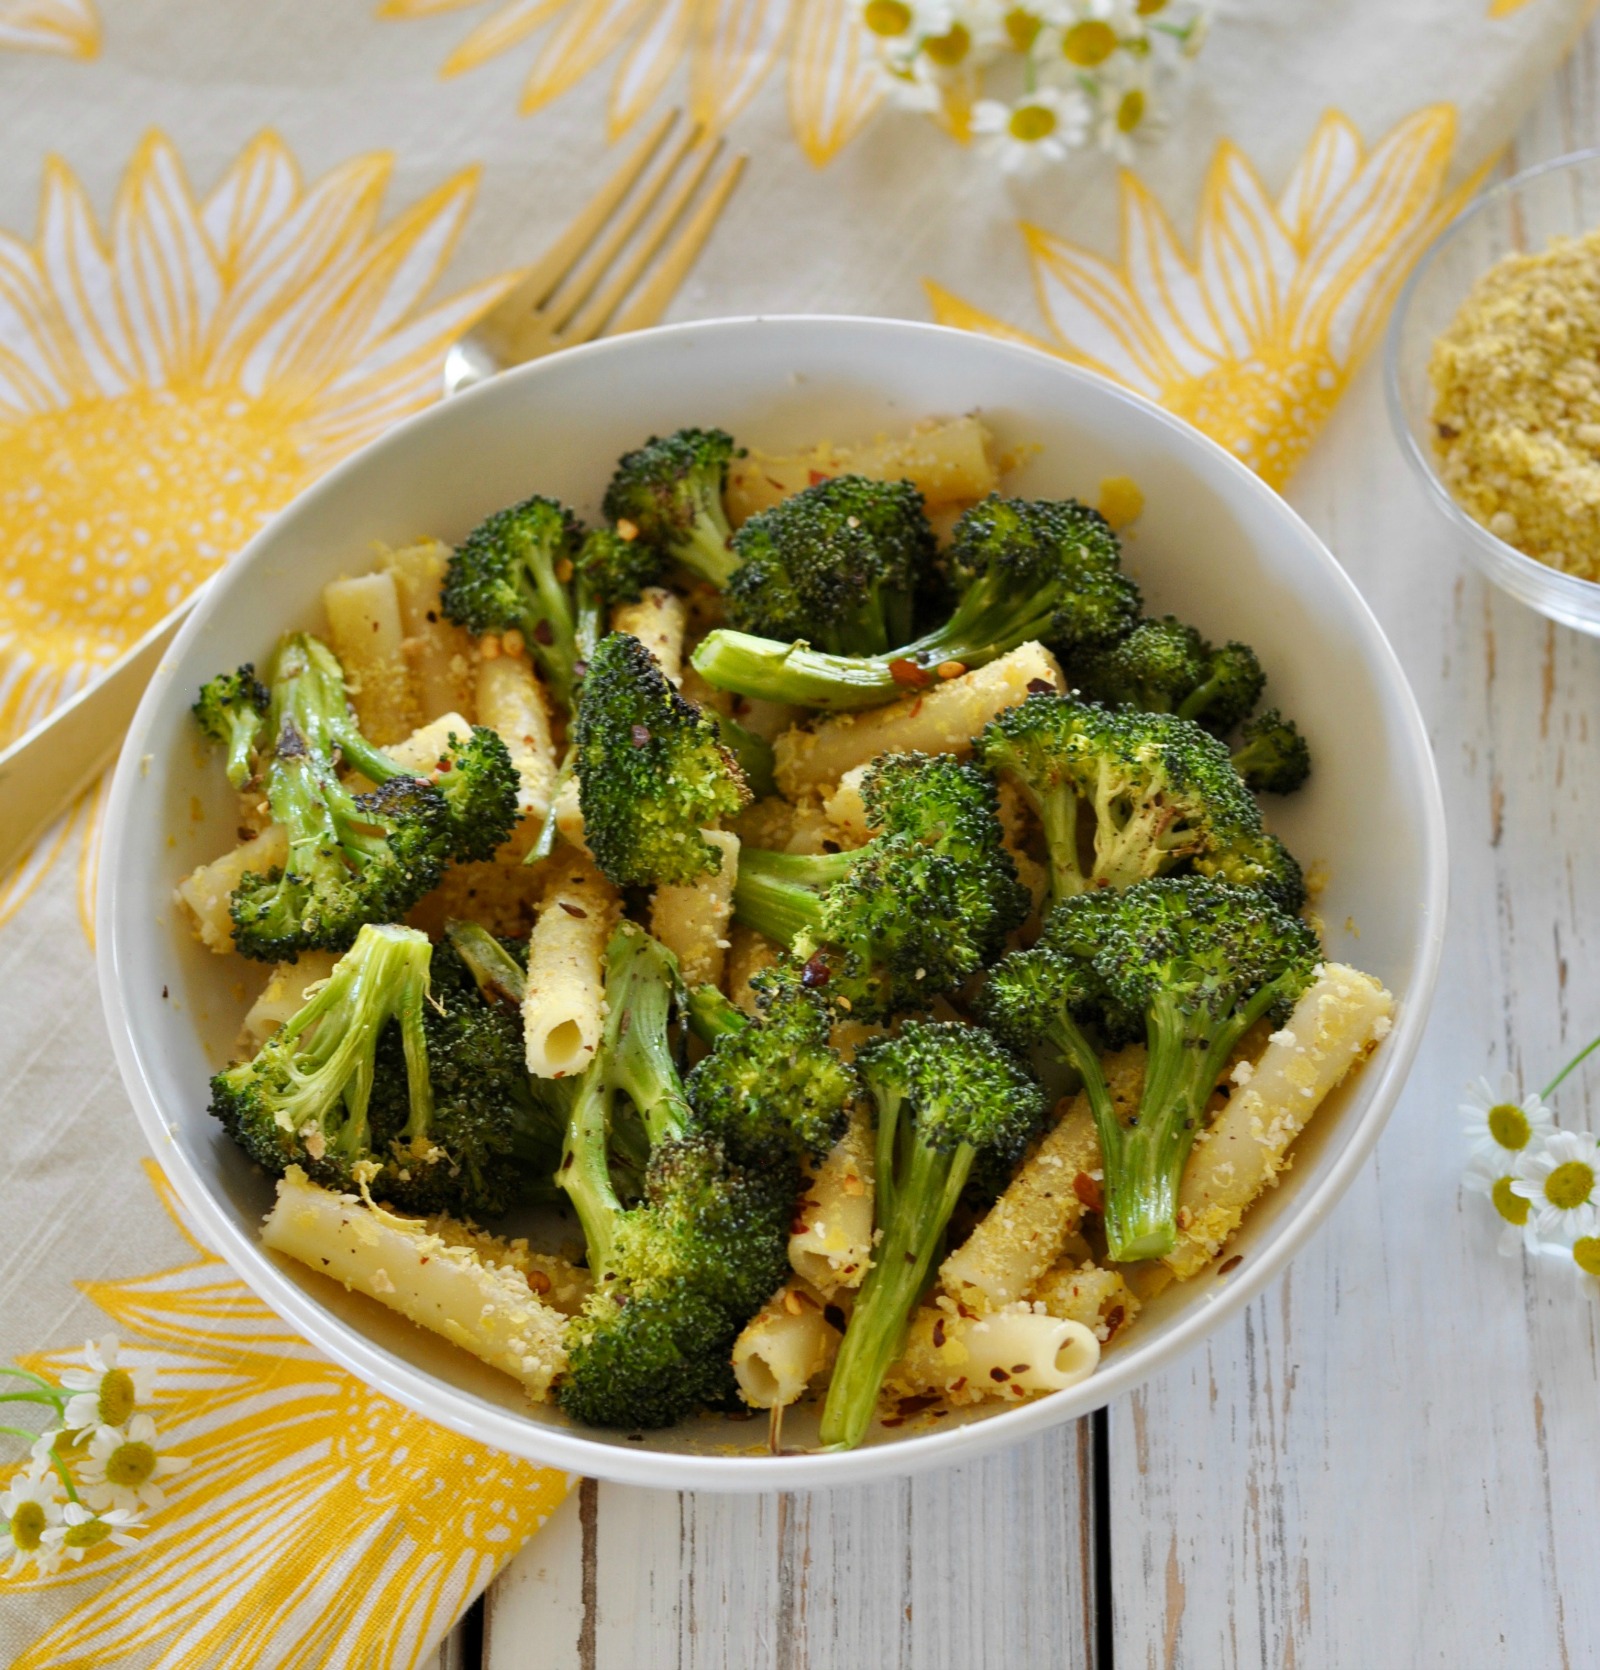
(729, 847, 855, 949)
(818, 1101, 975, 1451)
(1034, 784, 1088, 902)
(686, 983, 749, 1046)
(558, 1073, 624, 1277)
(682, 517, 741, 590)
(445, 919, 527, 1006)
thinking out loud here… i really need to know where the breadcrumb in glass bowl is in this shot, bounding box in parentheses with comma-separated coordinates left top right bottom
(1387, 148, 1600, 637)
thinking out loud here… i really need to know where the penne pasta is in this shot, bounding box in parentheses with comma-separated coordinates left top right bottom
(1166, 963, 1394, 1278)
(262, 1167, 567, 1400)
(522, 850, 621, 1078)
(176, 823, 288, 953)
(790, 1104, 875, 1295)
(774, 642, 1065, 796)
(1030, 1258, 1140, 1343)
(731, 1280, 842, 1409)
(239, 952, 340, 1050)
(613, 587, 687, 684)
(725, 922, 780, 1011)
(323, 570, 418, 745)
(475, 652, 559, 838)
(886, 1300, 1099, 1407)
(651, 829, 739, 990)
(386, 538, 476, 724)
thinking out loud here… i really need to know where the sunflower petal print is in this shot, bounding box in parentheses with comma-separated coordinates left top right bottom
(0, 130, 514, 935)
(928, 107, 1470, 489)
(380, 0, 880, 166)
(0, 0, 98, 56)
(2, 1160, 570, 1670)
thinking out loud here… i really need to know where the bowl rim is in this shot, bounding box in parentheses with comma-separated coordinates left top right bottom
(1384, 145, 1600, 611)
(98, 313, 1449, 1490)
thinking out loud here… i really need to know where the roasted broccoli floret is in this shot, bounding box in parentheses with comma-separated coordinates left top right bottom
(574, 632, 751, 887)
(731, 751, 1030, 1018)
(556, 923, 802, 1429)
(210, 925, 550, 1217)
(979, 877, 1320, 1261)
(724, 475, 931, 656)
(690, 494, 1139, 710)
(602, 427, 741, 589)
(1231, 709, 1312, 795)
(818, 1021, 1046, 1450)
(193, 665, 269, 789)
(977, 693, 1303, 909)
(1071, 616, 1266, 736)
(230, 635, 464, 962)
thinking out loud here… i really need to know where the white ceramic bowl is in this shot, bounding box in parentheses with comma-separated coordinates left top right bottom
(98, 317, 1447, 1490)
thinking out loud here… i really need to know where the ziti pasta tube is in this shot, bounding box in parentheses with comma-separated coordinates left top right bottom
(789, 1104, 875, 1296)
(323, 570, 417, 745)
(886, 1302, 1099, 1408)
(731, 1280, 842, 1410)
(651, 829, 739, 990)
(613, 586, 686, 685)
(386, 538, 476, 724)
(522, 850, 621, 1078)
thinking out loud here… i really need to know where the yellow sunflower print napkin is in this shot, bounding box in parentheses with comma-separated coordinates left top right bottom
(0, 1, 1590, 1665)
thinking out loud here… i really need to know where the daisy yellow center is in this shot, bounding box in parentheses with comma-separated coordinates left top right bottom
(1117, 90, 1147, 133)
(9, 1500, 46, 1551)
(1009, 104, 1058, 142)
(863, 0, 913, 35)
(1575, 1237, 1600, 1276)
(1004, 7, 1042, 50)
(62, 1516, 113, 1550)
(1491, 1177, 1529, 1226)
(1543, 1160, 1595, 1211)
(1063, 20, 1117, 66)
(1487, 1103, 1531, 1150)
(105, 1440, 157, 1489)
(923, 23, 971, 66)
(0, 388, 305, 684)
(97, 1369, 137, 1428)
(1136, 0, 1167, 12)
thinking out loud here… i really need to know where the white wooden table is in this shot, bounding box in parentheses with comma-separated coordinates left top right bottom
(435, 32, 1600, 1669)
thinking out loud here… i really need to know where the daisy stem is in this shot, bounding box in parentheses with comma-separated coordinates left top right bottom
(1541, 1029, 1600, 1101)
(0, 1391, 64, 1411)
(48, 1450, 81, 1504)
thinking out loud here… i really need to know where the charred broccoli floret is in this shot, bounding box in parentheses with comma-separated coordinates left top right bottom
(574, 632, 751, 887)
(602, 427, 741, 589)
(1231, 709, 1312, 795)
(724, 475, 931, 656)
(690, 493, 1138, 710)
(818, 1021, 1046, 1450)
(979, 878, 1320, 1261)
(731, 752, 1029, 1018)
(977, 693, 1304, 909)
(210, 925, 549, 1217)
(1071, 616, 1266, 736)
(193, 665, 269, 789)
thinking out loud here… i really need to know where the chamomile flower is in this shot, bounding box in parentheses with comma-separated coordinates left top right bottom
(972, 86, 1091, 172)
(43, 1502, 144, 1564)
(59, 1336, 149, 1433)
(1511, 1131, 1600, 1249)
(1461, 1075, 1554, 1168)
(78, 1414, 189, 1515)
(1463, 1148, 1537, 1257)
(1, 1466, 67, 1578)
(1090, 53, 1158, 160)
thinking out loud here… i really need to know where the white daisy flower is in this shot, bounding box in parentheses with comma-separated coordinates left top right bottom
(1460, 1075, 1554, 1167)
(1089, 53, 1158, 161)
(1463, 1148, 1538, 1257)
(1511, 1131, 1600, 1249)
(1, 1467, 67, 1578)
(59, 1336, 150, 1433)
(78, 1414, 189, 1515)
(43, 1501, 144, 1564)
(972, 86, 1091, 173)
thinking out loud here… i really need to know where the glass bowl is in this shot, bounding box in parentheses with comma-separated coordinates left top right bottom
(1386, 147, 1600, 636)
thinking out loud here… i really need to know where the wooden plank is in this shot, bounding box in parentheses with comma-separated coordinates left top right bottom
(484, 1423, 1095, 1669)
(1106, 31, 1600, 1667)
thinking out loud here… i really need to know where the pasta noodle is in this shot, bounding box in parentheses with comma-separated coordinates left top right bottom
(886, 1301, 1099, 1407)
(1166, 962, 1394, 1278)
(731, 1280, 841, 1409)
(386, 538, 476, 724)
(651, 829, 739, 990)
(789, 1104, 874, 1295)
(240, 952, 339, 1049)
(323, 570, 417, 744)
(176, 823, 288, 953)
(774, 642, 1065, 796)
(262, 1167, 567, 1400)
(522, 850, 620, 1078)
(612, 587, 686, 684)
(1030, 1258, 1139, 1343)
(475, 653, 559, 837)
(724, 923, 780, 1011)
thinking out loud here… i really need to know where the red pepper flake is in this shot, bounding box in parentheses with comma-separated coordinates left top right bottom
(950, 1377, 967, 1393)
(533, 619, 554, 646)
(808, 469, 831, 485)
(1218, 1255, 1244, 1275)
(426, 609, 439, 624)
(881, 1416, 906, 1427)
(895, 1393, 941, 1417)
(989, 1366, 1010, 1382)
(1072, 1171, 1104, 1213)
(1027, 678, 1055, 695)
(931, 1318, 946, 1349)
(889, 657, 933, 690)
(791, 1216, 809, 1236)
(559, 902, 588, 919)
(1104, 1305, 1126, 1335)
(1010, 1364, 1030, 1375)
(800, 953, 830, 988)
(631, 724, 652, 748)
(161, 985, 169, 1000)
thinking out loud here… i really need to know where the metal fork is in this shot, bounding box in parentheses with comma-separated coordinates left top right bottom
(0, 113, 745, 878)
